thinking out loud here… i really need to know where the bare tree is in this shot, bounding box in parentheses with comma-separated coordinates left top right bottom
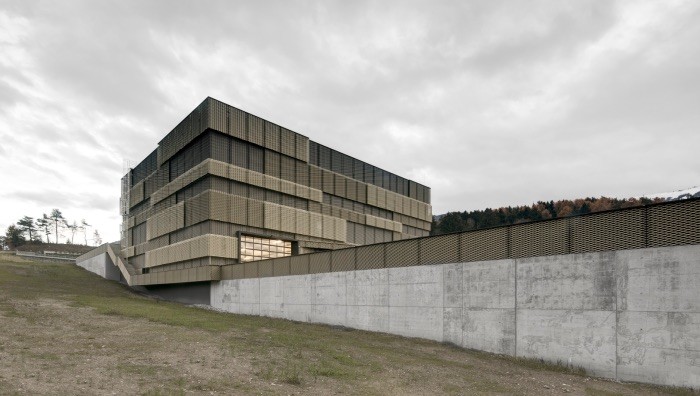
(65, 220, 79, 244)
(80, 219, 91, 245)
(93, 230, 102, 246)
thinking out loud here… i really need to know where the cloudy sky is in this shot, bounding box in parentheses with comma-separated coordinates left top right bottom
(1, 0, 699, 244)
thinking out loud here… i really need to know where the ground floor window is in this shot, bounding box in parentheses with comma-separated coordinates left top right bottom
(239, 234, 293, 262)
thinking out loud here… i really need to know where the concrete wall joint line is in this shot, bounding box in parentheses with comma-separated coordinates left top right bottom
(514, 257, 518, 357)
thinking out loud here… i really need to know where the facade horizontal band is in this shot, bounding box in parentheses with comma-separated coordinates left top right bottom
(145, 234, 238, 268)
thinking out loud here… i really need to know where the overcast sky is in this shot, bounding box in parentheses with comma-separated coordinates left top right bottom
(1, 0, 699, 244)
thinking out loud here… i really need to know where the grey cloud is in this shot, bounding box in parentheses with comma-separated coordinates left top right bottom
(1, 0, 699, 224)
(5, 189, 75, 209)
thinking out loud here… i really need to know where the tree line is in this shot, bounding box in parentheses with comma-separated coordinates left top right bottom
(431, 196, 667, 235)
(1, 209, 102, 250)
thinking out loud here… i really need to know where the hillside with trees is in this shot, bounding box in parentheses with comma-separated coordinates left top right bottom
(431, 196, 667, 235)
(1, 208, 102, 251)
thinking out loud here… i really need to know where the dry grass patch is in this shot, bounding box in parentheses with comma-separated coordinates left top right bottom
(0, 257, 698, 395)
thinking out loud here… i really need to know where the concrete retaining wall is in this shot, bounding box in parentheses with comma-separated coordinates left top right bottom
(76, 252, 121, 281)
(211, 244, 700, 388)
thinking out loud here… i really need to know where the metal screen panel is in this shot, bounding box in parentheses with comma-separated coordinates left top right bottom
(310, 251, 332, 273)
(296, 163, 310, 187)
(357, 183, 367, 204)
(228, 107, 246, 140)
(209, 190, 229, 223)
(510, 218, 569, 259)
(296, 210, 310, 236)
(309, 212, 323, 238)
(221, 264, 244, 280)
(258, 260, 273, 278)
(147, 202, 185, 240)
(247, 115, 264, 146)
(264, 121, 281, 152)
(420, 234, 460, 265)
(229, 195, 248, 224)
(377, 188, 386, 209)
(649, 200, 700, 247)
(355, 244, 384, 270)
(309, 166, 322, 190)
(570, 208, 645, 253)
(330, 248, 354, 272)
(273, 257, 291, 277)
(243, 262, 259, 278)
(264, 150, 281, 178)
(460, 227, 508, 262)
(334, 174, 346, 197)
(280, 206, 296, 233)
(247, 199, 264, 228)
(264, 202, 281, 230)
(345, 179, 358, 201)
(280, 128, 295, 157)
(290, 255, 310, 275)
(385, 239, 419, 267)
(322, 215, 335, 240)
(367, 184, 378, 206)
(207, 99, 226, 133)
(322, 170, 334, 193)
(295, 134, 309, 162)
(157, 99, 207, 166)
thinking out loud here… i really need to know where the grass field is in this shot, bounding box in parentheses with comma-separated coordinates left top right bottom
(0, 253, 697, 395)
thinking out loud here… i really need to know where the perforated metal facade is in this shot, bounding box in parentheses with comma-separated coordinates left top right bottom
(121, 97, 432, 279)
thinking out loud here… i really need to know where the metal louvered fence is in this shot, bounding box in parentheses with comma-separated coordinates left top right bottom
(220, 197, 700, 280)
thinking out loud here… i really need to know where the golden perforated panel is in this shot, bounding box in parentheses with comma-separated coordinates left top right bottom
(460, 227, 508, 262)
(129, 182, 145, 207)
(385, 240, 419, 267)
(243, 262, 258, 278)
(264, 121, 281, 151)
(295, 134, 309, 162)
(290, 255, 310, 275)
(648, 200, 700, 247)
(331, 248, 355, 272)
(420, 234, 460, 265)
(258, 260, 273, 277)
(273, 257, 291, 277)
(146, 203, 184, 240)
(145, 234, 238, 267)
(264, 202, 281, 230)
(247, 115, 265, 146)
(355, 244, 384, 270)
(570, 209, 645, 253)
(310, 251, 332, 273)
(510, 219, 569, 259)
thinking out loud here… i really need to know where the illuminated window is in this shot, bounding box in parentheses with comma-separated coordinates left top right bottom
(239, 234, 292, 263)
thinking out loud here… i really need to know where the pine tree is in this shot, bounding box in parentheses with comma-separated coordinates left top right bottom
(49, 209, 65, 244)
(36, 214, 52, 243)
(17, 216, 37, 241)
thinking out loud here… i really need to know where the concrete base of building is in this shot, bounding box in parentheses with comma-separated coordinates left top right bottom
(144, 281, 211, 305)
(210, 244, 700, 389)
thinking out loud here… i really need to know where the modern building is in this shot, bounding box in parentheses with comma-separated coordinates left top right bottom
(120, 97, 432, 277)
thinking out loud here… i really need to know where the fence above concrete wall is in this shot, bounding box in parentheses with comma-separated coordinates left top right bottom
(220, 197, 700, 280)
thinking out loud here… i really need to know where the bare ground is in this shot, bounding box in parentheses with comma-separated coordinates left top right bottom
(0, 254, 697, 395)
